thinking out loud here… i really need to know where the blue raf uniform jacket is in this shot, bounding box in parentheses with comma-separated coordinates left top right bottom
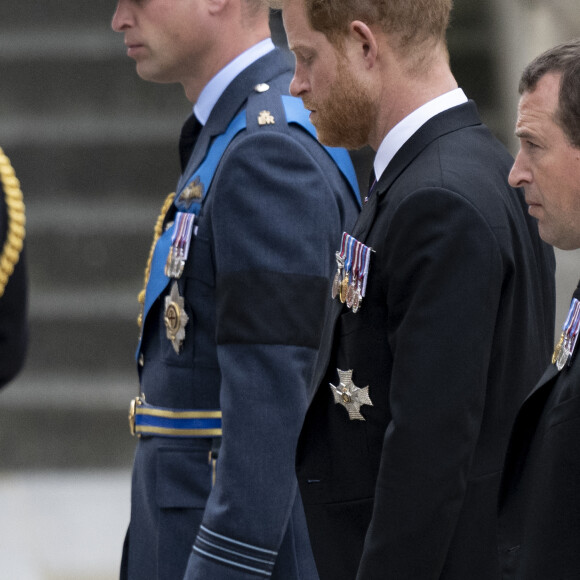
(121, 49, 360, 580)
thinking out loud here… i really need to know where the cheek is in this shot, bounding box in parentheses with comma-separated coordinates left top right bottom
(311, 67, 336, 98)
(565, 184, 580, 214)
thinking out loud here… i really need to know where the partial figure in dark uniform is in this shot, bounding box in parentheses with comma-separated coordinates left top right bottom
(111, 0, 360, 578)
(499, 38, 580, 580)
(0, 147, 27, 390)
(269, 0, 556, 578)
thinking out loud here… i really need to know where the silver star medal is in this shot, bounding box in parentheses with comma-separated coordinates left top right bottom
(164, 281, 189, 354)
(330, 369, 373, 421)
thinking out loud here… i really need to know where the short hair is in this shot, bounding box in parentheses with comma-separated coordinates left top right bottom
(273, 0, 452, 49)
(519, 38, 580, 148)
(268, 0, 452, 73)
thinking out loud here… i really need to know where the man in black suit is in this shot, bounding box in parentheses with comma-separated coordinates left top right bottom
(0, 147, 27, 390)
(498, 39, 580, 580)
(270, 0, 556, 577)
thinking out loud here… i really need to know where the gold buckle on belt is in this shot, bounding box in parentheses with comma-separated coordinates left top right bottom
(128, 394, 145, 437)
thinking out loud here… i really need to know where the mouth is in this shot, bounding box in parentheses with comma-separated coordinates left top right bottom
(303, 105, 316, 121)
(125, 42, 145, 57)
(526, 200, 542, 218)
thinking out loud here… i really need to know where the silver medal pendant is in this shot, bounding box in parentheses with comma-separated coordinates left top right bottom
(332, 252, 344, 300)
(556, 343, 571, 371)
(330, 369, 373, 421)
(164, 282, 189, 354)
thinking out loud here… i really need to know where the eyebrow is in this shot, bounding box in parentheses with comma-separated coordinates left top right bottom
(288, 41, 312, 54)
(514, 129, 534, 140)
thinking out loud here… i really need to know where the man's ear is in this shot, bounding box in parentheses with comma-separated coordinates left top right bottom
(349, 20, 378, 69)
(207, 0, 230, 15)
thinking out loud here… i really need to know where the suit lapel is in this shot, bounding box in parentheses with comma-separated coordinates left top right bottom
(503, 279, 580, 494)
(310, 295, 347, 401)
(350, 188, 379, 242)
(499, 363, 559, 503)
(524, 364, 559, 402)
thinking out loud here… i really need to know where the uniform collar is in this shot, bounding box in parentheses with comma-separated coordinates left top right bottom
(193, 38, 275, 126)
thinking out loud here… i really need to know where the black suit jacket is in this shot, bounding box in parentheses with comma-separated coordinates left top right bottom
(0, 161, 27, 389)
(498, 280, 580, 580)
(297, 102, 556, 579)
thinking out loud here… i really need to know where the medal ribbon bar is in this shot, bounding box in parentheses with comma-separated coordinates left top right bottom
(332, 232, 373, 313)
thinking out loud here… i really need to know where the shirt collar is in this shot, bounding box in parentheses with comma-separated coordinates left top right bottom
(193, 38, 276, 126)
(373, 88, 468, 181)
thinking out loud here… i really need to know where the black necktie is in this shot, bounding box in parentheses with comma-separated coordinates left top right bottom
(365, 169, 377, 204)
(573, 279, 580, 302)
(179, 115, 202, 172)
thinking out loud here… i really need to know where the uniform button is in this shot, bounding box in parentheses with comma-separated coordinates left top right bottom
(138, 354, 145, 367)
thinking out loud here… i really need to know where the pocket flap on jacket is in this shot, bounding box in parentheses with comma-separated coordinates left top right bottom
(156, 446, 212, 508)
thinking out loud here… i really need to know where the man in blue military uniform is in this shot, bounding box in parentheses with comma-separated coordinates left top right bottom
(499, 39, 580, 579)
(0, 147, 27, 390)
(112, 0, 360, 578)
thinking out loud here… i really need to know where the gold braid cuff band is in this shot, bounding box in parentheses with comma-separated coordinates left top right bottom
(0, 147, 26, 298)
(137, 192, 176, 327)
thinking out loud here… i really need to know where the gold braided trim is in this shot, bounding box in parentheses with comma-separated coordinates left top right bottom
(137, 192, 176, 327)
(0, 147, 26, 298)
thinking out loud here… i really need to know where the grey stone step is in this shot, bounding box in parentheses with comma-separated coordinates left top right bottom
(0, 28, 121, 60)
(25, 198, 162, 288)
(26, 293, 141, 373)
(3, 140, 182, 198)
(26, 197, 164, 232)
(0, 404, 135, 467)
(0, 372, 137, 469)
(0, 52, 188, 119)
(0, 2, 118, 28)
(0, 4, 287, 38)
(0, 115, 184, 146)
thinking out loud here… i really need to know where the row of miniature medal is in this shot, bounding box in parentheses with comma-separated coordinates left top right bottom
(332, 232, 372, 312)
(164, 212, 196, 354)
(165, 212, 196, 279)
(552, 297, 580, 371)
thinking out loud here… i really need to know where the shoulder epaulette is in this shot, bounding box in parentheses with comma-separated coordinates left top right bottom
(246, 85, 360, 204)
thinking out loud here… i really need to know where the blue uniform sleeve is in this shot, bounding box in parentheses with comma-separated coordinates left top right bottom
(183, 128, 357, 578)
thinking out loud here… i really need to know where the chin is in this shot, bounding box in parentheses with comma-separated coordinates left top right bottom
(136, 64, 170, 85)
(322, 133, 367, 150)
(314, 129, 343, 148)
(315, 123, 365, 150)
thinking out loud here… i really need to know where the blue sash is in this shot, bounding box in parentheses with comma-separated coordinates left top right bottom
(137, 96, 360, 358)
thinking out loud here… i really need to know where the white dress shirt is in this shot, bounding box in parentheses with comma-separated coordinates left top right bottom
(373, 88, 468, 182)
